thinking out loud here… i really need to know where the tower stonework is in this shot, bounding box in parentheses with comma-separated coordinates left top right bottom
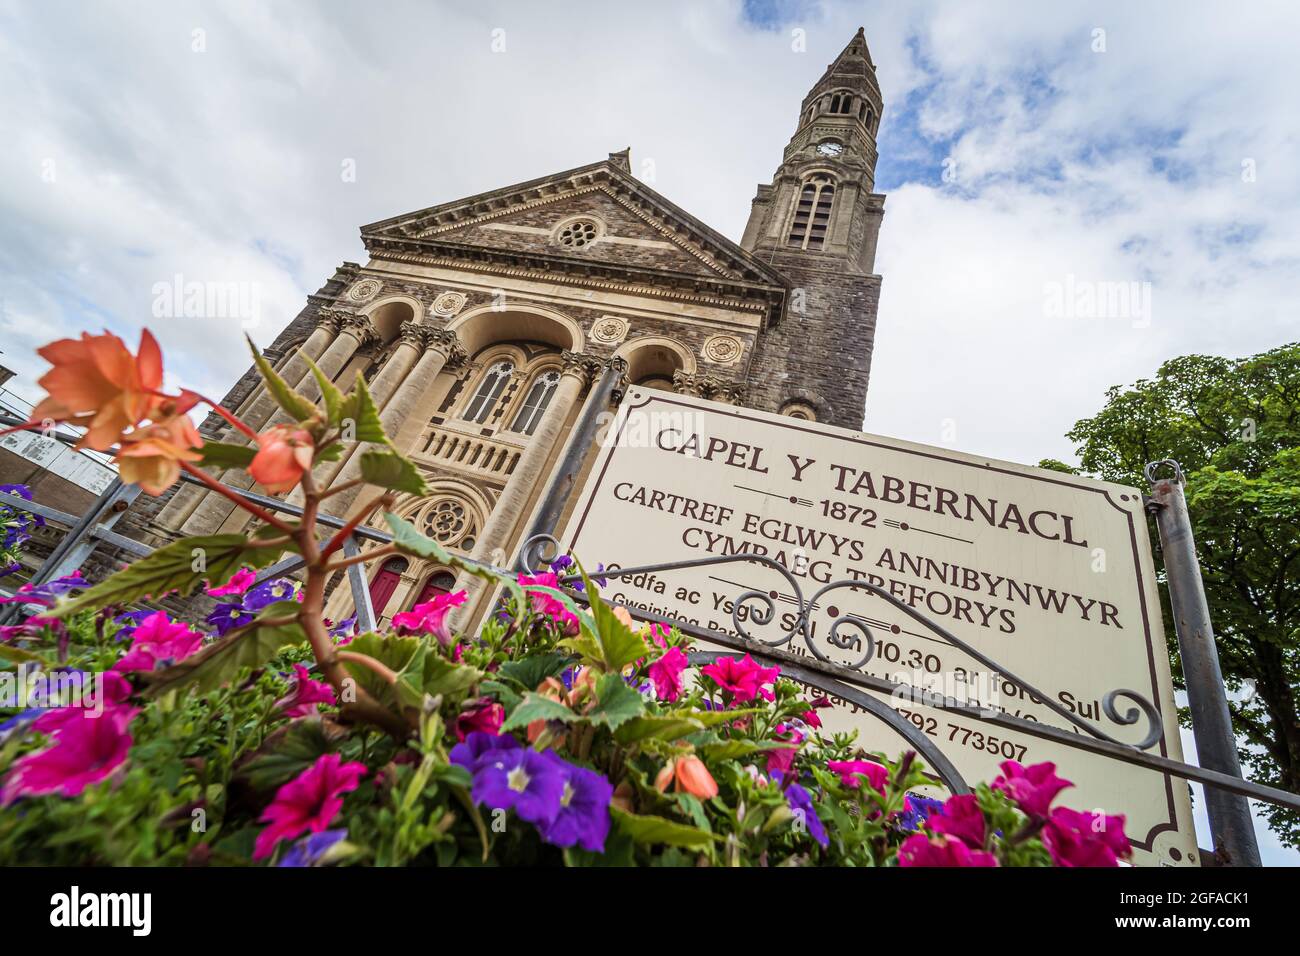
(741, 28, 886, 430)
(128, 28, 888, 628)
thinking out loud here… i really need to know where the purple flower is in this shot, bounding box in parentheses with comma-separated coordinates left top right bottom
(112, 609, 155, 640)
(450, 731, 522, 773)
(242, 578, 298, 611)
(897, 793, 945, 832)
(206, 601, 254, 635)
(276, 828, 348, 868)
(329, 616, 357, 641)
(785, 782, 829, 847)
(536, 754, 613, 852)
(471, 747, 565, 825)
(0, 571, 88, 606)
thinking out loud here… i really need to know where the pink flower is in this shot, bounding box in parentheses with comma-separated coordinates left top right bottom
(992, 760, 1072, 817)
(766, 744, 799, 778)
(648, 646, 688, 703)
(206, 567, 257, 597)
(1, 706, 138, 805)
(249, 425, 314, 494)
(112, 611, 204, 673)
(391, 590, 466, 643)
(274, 664, 336, 718)
(518, 573, 578, 635)
(254, 753, 367, 861)
(826, 759, 890, 793)
(927, 794, 986, 849)
(646, 623, 671, 649)
(1042, 807, 1131, 867)
(32, 672, 134, 735)
(453, 698, 504, 741)
(897, 833, 999, 867)
(700, 654, 779, 704)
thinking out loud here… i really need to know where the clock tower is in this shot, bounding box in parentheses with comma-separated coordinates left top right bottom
(740, 27, 886, 429)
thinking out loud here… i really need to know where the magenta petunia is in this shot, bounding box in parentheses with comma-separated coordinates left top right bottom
(1, 705, 139, 805)
(453, 698, 505, 741)
(897, 833, 999, 867)
(517, 573, 579, 635)
(1042, 806, 1131, 867)
(254, 753, 367, 861)
(827, 759, 890, 793)
(112, 611, 204, 673)
(205, 567, 257, 597)
(647, 646, 688, 703)
(391, 590, 467, 644)
(991, 760, 1072, 817)
(926, 793, 986, 849)
(700, 654, 780, 704)
(32, 672, 134, 735)
(274, 664, 337, 719)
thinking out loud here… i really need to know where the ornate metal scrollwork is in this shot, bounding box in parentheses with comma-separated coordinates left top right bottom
(520, 535, 1166, 754)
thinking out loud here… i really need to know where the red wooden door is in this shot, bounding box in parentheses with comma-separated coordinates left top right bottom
(414, 571, 456, 606)
(368, 558, 409, 615)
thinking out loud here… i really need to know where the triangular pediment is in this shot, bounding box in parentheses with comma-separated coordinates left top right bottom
(361, 157, 786, 289)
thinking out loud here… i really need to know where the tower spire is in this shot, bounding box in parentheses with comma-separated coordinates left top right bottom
(739, 26, 887, 429)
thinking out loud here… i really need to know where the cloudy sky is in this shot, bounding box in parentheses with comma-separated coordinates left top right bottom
(1, 0, 1296, 859)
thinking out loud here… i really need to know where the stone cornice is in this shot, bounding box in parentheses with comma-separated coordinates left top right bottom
(363, 238, 785, 326)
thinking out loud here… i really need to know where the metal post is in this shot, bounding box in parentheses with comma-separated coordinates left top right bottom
(342, 535, 377, 633)
(1145, 459, 1261, 866)
(515, 357, 626, 571)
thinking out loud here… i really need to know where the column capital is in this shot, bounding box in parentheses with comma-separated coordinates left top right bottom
(340, 313, 381, 348)
(315, 307, 350, 334)
(398, 320, 426, 350)
(560, 350, 600, 385)
(672, 370, 733, 401)
(425, 328, 468, 367)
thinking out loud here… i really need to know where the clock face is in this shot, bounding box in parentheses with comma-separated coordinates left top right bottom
(816, 141, 844, 157)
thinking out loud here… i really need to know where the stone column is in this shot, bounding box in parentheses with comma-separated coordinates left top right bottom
(317, 328, 467, 519)
(157, 311, 344, 531)
(179, 315, 378, 536)
(451, 351, 594, 621)
(282, 320, 430, 510)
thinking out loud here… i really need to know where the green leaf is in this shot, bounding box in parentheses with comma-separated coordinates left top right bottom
(695, 738, 783, 761)
(614, 714, 706, 745)
(384, 512, 528, 621)
(339, 375, 388, 444)
(303, 353, 345, 425)
(497, 653, 572, 691)
(586, 672, 646, 731)
(611, 807, 718, 849)
(197, 441, 257, 469)
(574, 562, 649, 673)
(236, 716, 340, 791)
(341, 632, 481, 713)
(50, 534, 282, 618)
(359, 449, 428, 496)
(500, 693, 581, 732)
(139, 601, 308, 697)
(247, 334, 318, 423)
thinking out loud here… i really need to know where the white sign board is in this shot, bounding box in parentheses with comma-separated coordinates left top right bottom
(560, 388, 1197, 866)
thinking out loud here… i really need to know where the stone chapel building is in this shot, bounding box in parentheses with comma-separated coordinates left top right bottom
(134, 28, 887, 628)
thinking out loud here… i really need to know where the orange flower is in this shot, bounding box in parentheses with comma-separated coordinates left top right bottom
(31, 329, 165, 450)
(654, 755, 719, 800)
(249, 426, 314, 493)
(114, 415, 203, 495)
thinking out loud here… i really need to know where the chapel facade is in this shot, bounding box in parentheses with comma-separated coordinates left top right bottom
(132, 28, 887, 628)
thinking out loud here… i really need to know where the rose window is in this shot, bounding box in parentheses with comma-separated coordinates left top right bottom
(556, 219, 599, 249)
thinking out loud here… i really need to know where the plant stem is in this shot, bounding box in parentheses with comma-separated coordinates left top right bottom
(178, 461, 294, 534)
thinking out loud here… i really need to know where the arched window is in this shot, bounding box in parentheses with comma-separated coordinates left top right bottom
(413, 569, 457, 607)
(463, 360, 514, 423)
(510, 369, 560, 435)
(369, 557, 409, 615)
(787, 175, 836, 250)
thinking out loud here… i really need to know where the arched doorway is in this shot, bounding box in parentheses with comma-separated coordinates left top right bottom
(368, 557, 410, 615)
(413, 569, 457, 606)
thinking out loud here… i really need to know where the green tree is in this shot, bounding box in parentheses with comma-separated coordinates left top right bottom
(1059, 344, 1300, 846)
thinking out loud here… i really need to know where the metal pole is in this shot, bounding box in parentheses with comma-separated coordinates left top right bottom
(1145, 459, 1261, 866)
(514, 356, 626, 571)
